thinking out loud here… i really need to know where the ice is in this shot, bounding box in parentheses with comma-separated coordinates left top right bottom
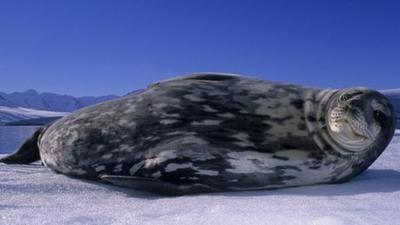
(1, 130, 400, 225)
(0, 106, 69, 123)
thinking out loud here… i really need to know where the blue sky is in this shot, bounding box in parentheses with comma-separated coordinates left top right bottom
(0, 0, 399, 96)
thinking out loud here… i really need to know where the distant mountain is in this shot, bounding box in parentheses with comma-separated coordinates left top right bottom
(0, 89, 119, 112)
(0, 89, 120, 124)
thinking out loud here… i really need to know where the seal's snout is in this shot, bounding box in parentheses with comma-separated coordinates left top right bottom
(326, 87, 396, 154)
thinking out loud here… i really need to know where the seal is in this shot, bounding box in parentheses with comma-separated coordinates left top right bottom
(1, 73, 396, 195)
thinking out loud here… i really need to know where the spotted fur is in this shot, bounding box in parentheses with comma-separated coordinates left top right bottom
(1, 73, 396, 194)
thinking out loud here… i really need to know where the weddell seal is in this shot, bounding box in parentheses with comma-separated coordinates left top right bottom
(0, 73, 396, 194)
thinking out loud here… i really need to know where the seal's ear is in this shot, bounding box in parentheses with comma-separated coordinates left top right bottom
(0, 127, 45, 164)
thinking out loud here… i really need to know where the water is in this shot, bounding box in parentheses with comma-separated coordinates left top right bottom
(0, 126, 40, 154)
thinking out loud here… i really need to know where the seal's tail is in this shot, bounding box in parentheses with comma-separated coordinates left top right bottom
(0, 127, 45, 164)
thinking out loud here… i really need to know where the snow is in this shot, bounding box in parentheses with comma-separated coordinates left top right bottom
(0, 106, 69, 123)
(0, 130, 400, 225)
(0, 106, 68, 118)
(0, 89, 119, 123)
(0, 89, 118, 112)
(380, 89, 400, 94)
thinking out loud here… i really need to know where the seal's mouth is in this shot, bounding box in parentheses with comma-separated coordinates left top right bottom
(329, 105, 378, 145)
(326, 88, 394, 153)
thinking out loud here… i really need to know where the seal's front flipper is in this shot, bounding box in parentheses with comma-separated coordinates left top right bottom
(0, 127, 45, 164)
(100, 175, 217, 195)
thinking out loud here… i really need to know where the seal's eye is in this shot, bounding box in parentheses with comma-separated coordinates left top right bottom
(339, 94, 350, 101)
(339, 91, 363, 102)
(373, 110, 386, 123)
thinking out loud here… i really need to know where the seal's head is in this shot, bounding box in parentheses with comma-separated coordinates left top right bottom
(326, 88, 396, 153)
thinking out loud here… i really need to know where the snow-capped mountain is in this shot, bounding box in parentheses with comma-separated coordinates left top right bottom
(0, 89, 119, 124)
(0, 89, 118, 112)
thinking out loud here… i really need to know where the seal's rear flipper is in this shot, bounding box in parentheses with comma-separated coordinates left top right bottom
(100, 175, 217, 195)
(0, 127, 44, 164)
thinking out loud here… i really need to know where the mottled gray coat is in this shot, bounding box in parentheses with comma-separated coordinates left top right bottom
(1, 73, 396, 194)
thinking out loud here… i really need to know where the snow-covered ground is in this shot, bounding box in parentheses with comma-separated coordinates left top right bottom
(0, 131, 399, 225)
(0, 106, 69, 124)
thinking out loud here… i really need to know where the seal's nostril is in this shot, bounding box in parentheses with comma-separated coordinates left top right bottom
(350, 99, 363, 107)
